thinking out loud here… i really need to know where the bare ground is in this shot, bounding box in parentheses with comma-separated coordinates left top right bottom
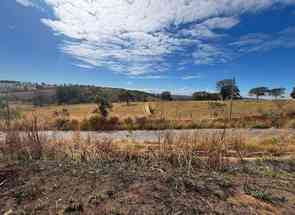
(1, 158, 295, 215)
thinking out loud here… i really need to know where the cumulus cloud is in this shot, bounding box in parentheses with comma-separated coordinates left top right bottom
(15, 0, 295, 75)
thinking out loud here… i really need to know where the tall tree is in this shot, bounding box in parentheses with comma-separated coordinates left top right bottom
(216, 79, 240, 100)
(94, 96, 112, 118)
(291, 88, 295, 99)
(249, 87, 269, 102)
(269, 88, 286, 100)
(160, 91, 173, 101)
(118, 90, 133, 105)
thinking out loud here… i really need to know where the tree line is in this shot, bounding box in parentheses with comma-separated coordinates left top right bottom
(32, 85, 155, 106)
(162, 79, 295, 102)
(248, 87, 287, 101)
(26, 81, 295, 106)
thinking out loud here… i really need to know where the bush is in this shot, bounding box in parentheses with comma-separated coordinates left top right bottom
(107, 117, 120, 130)
(54, 118, 70, 130)
(88, 115, 105, 130)
(80, 119, 90, 131)
(123, 117, 134, 130)
(251, 122, 271, 129)
(69, 119, 80, 130)
(84, 115, 120, 131)
(135, 117, 148, 129)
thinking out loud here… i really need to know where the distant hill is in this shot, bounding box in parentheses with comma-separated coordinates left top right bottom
(0, 80, 158, 105)
(171, 94, 193, 101)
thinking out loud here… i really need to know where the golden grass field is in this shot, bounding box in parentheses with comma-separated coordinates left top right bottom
(21, 100, 295, 121)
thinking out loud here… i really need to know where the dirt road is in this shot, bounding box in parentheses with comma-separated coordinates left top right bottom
(1, 129, 294, 143)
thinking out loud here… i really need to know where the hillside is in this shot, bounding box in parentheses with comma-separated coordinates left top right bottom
(0, 80, 158, 104)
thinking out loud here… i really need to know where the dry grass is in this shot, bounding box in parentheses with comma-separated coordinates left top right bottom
(1, 122, 295, 170)
(17, 100, 295, 130)
(1, 127, 295, 214)
(20, 100, 295, 121)
(1, 118, 295, 214)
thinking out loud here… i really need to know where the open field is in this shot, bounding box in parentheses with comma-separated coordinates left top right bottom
(21, 100, 295, 121)
(15, 100, 295, 131)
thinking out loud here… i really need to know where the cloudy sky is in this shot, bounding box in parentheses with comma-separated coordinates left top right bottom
(1, 0, 295, 95)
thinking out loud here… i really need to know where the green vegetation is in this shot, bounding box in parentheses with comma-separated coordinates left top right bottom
(291, 87, 295, 99)
(192, 91, 220, 101)
(269, 88, 286, 99)
(249, 87, 269, 101)
(160, 91, 173, 101)
(217, 79, 241, 100)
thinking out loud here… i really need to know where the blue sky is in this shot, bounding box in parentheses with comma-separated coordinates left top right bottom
(1, 0, 295, 95)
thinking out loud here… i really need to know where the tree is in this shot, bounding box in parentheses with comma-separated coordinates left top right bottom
(192, 91, 220, 101)
(249, 87, 269, 102)
(118, 90, 134, 105)
(269, 88, 286, 100)
(94, 96, 112, 118)
(56, 85, 81, 104)
(0, 97, 7, 119)
(32, 91, 54, 107)
(56, 85, 93, 105)
(291, 88, 295, 99)
(160, 91, 172, 101)
(0, 96, 19, 128)
(216, 79, 240, 100)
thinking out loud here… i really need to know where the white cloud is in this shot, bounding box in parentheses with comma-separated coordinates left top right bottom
(16, 0, 34, 7)
(192, 43, 234, 65)
(16, 0, 295, 75)
(202, 17, 240, 30)
(130, 87, 196, 95)
(231, 27, 295, 53)
(182, 75, 201, 80)
(130, 75, 166, 80)
(74, 63, 94, 69)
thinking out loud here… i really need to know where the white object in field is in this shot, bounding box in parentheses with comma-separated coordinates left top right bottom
(144, 104, 152, 115)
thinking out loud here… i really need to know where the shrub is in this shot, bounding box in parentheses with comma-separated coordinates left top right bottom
(88, 115, 105, 130)
(0, 116, 45, 160)
(80, 118, 90, 131)
(251, 122, 271, 129)
(123, 117, 134, 130)
(135, 117, 148, 129)
(54, 118, 70, 130)
(84, 115, 120, 131)
(107, 117, 120, 130)
(69, 119, 80, 130)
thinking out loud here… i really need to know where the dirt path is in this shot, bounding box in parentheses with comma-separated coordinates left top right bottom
(32, 129, 295, 143)
(1, 129, 295, 143)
